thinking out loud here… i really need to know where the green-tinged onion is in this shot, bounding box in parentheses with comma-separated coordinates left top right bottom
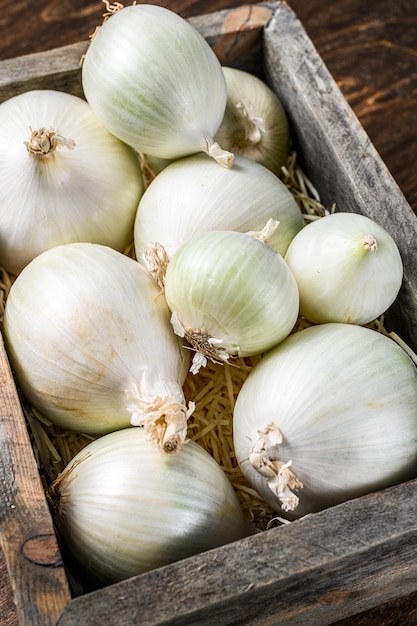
(134, 153, 304, 267)
(233, 323, 417, 519)
(3, 243, 191, 452)
(215, 66, 290, 176)
(163, 228, 300, 374)
(285, 212, 403, 324)
(49, 427, 249, 587)
(0, 89, 144, 276)
(82, 4, 233, 167)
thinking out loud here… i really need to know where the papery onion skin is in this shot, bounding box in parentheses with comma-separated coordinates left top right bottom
(49, 427, 249, 587)
(0, 89, 144, 276)
(233, 323, 417, 519)
(214, 66, 290, 176)
(163, 229, 300, 370)
(284, 212, 403, 325)
(3, 243, 189, 446)
(81, 5, 229, 163)
(134, 153, 304, 262)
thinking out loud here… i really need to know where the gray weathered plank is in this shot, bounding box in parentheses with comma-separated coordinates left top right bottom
(56, 477, 417, 626)
(0, 330, 71, 625)
(263, 2, 417, 352)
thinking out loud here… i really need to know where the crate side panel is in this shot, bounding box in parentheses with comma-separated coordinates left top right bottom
(263, 2, 417, 350)
(56, 478, 417, 626)
(0, 334, 71, 625)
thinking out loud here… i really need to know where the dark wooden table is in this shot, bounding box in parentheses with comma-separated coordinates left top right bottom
(1, 1, 416, 624)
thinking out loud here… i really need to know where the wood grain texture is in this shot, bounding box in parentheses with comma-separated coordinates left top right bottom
(264, 3, 417, 353)
(55, 477, 417, 625)
(0, 331, 71, 625)
(0, 1, 416, 625)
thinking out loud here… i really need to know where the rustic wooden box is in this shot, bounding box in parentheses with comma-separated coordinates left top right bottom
(1, 3, 417, 625)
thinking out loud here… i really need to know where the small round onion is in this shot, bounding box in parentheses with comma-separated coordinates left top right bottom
(284, 212, 403, 325)
(163, 229, 300, 374)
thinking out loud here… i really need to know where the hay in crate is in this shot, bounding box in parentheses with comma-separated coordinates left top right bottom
(0, 151, 338, 532)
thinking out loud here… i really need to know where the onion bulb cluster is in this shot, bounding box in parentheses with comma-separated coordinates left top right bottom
(0, 0, 413, 593)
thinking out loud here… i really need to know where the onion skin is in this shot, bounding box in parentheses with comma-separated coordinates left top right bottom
(134, 153, 305, 262)
(3, 243, 189, 450)
(284, 212, 403, 325)
(0, 89, 144, 276)
(49, 428, 249, 587)
(163, 229, 300, 372)
(233, 323, 417, 519)
(215, 66, 290, 176)
(82, 4, 230, 163)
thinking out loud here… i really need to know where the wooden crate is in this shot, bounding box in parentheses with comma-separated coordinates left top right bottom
(1, 3, 417, 624)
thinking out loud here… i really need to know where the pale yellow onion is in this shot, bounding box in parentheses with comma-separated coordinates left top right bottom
(49, 427, 249, 587)
(285, 212, 403, 325)
(233, 323, 417, 519)
(82, 4, 233, 167)
(134, 153, 304, 264)
(163, 229, 300, 374)
(0, 89, 144, 276)
(215, 66, 290, 176)
(3, 243, 191, 452)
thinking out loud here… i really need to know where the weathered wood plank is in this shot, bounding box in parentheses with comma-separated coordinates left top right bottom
(56, 477, 417, 626)
(263, 1, 417, 353)
(0, 332, 71, 625)
(0, 42, 88, 102)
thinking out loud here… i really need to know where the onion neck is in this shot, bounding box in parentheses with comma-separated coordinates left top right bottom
(235, 101, 264, 146)
(127, 388, 195, 453)
(204, 138, 234, 169)
(142, 243, 170, 290)
(25, 128, 76, 157)
(249, 422, 303, 512)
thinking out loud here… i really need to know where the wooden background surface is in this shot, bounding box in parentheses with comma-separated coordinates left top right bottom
(0, 1, 416, 624)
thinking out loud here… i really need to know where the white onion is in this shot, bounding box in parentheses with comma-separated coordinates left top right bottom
(0, 89, 144, 276)
(134, 153, 304, 263)
(233, 323, 417, 519)
(49, 427, 248, 587)
(285, 212, 403, 324)
(81, 4, 233, 167)
(214, 66, 290, 176)
(163, 229, 300, 374)
(3, 243, 191, 452)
